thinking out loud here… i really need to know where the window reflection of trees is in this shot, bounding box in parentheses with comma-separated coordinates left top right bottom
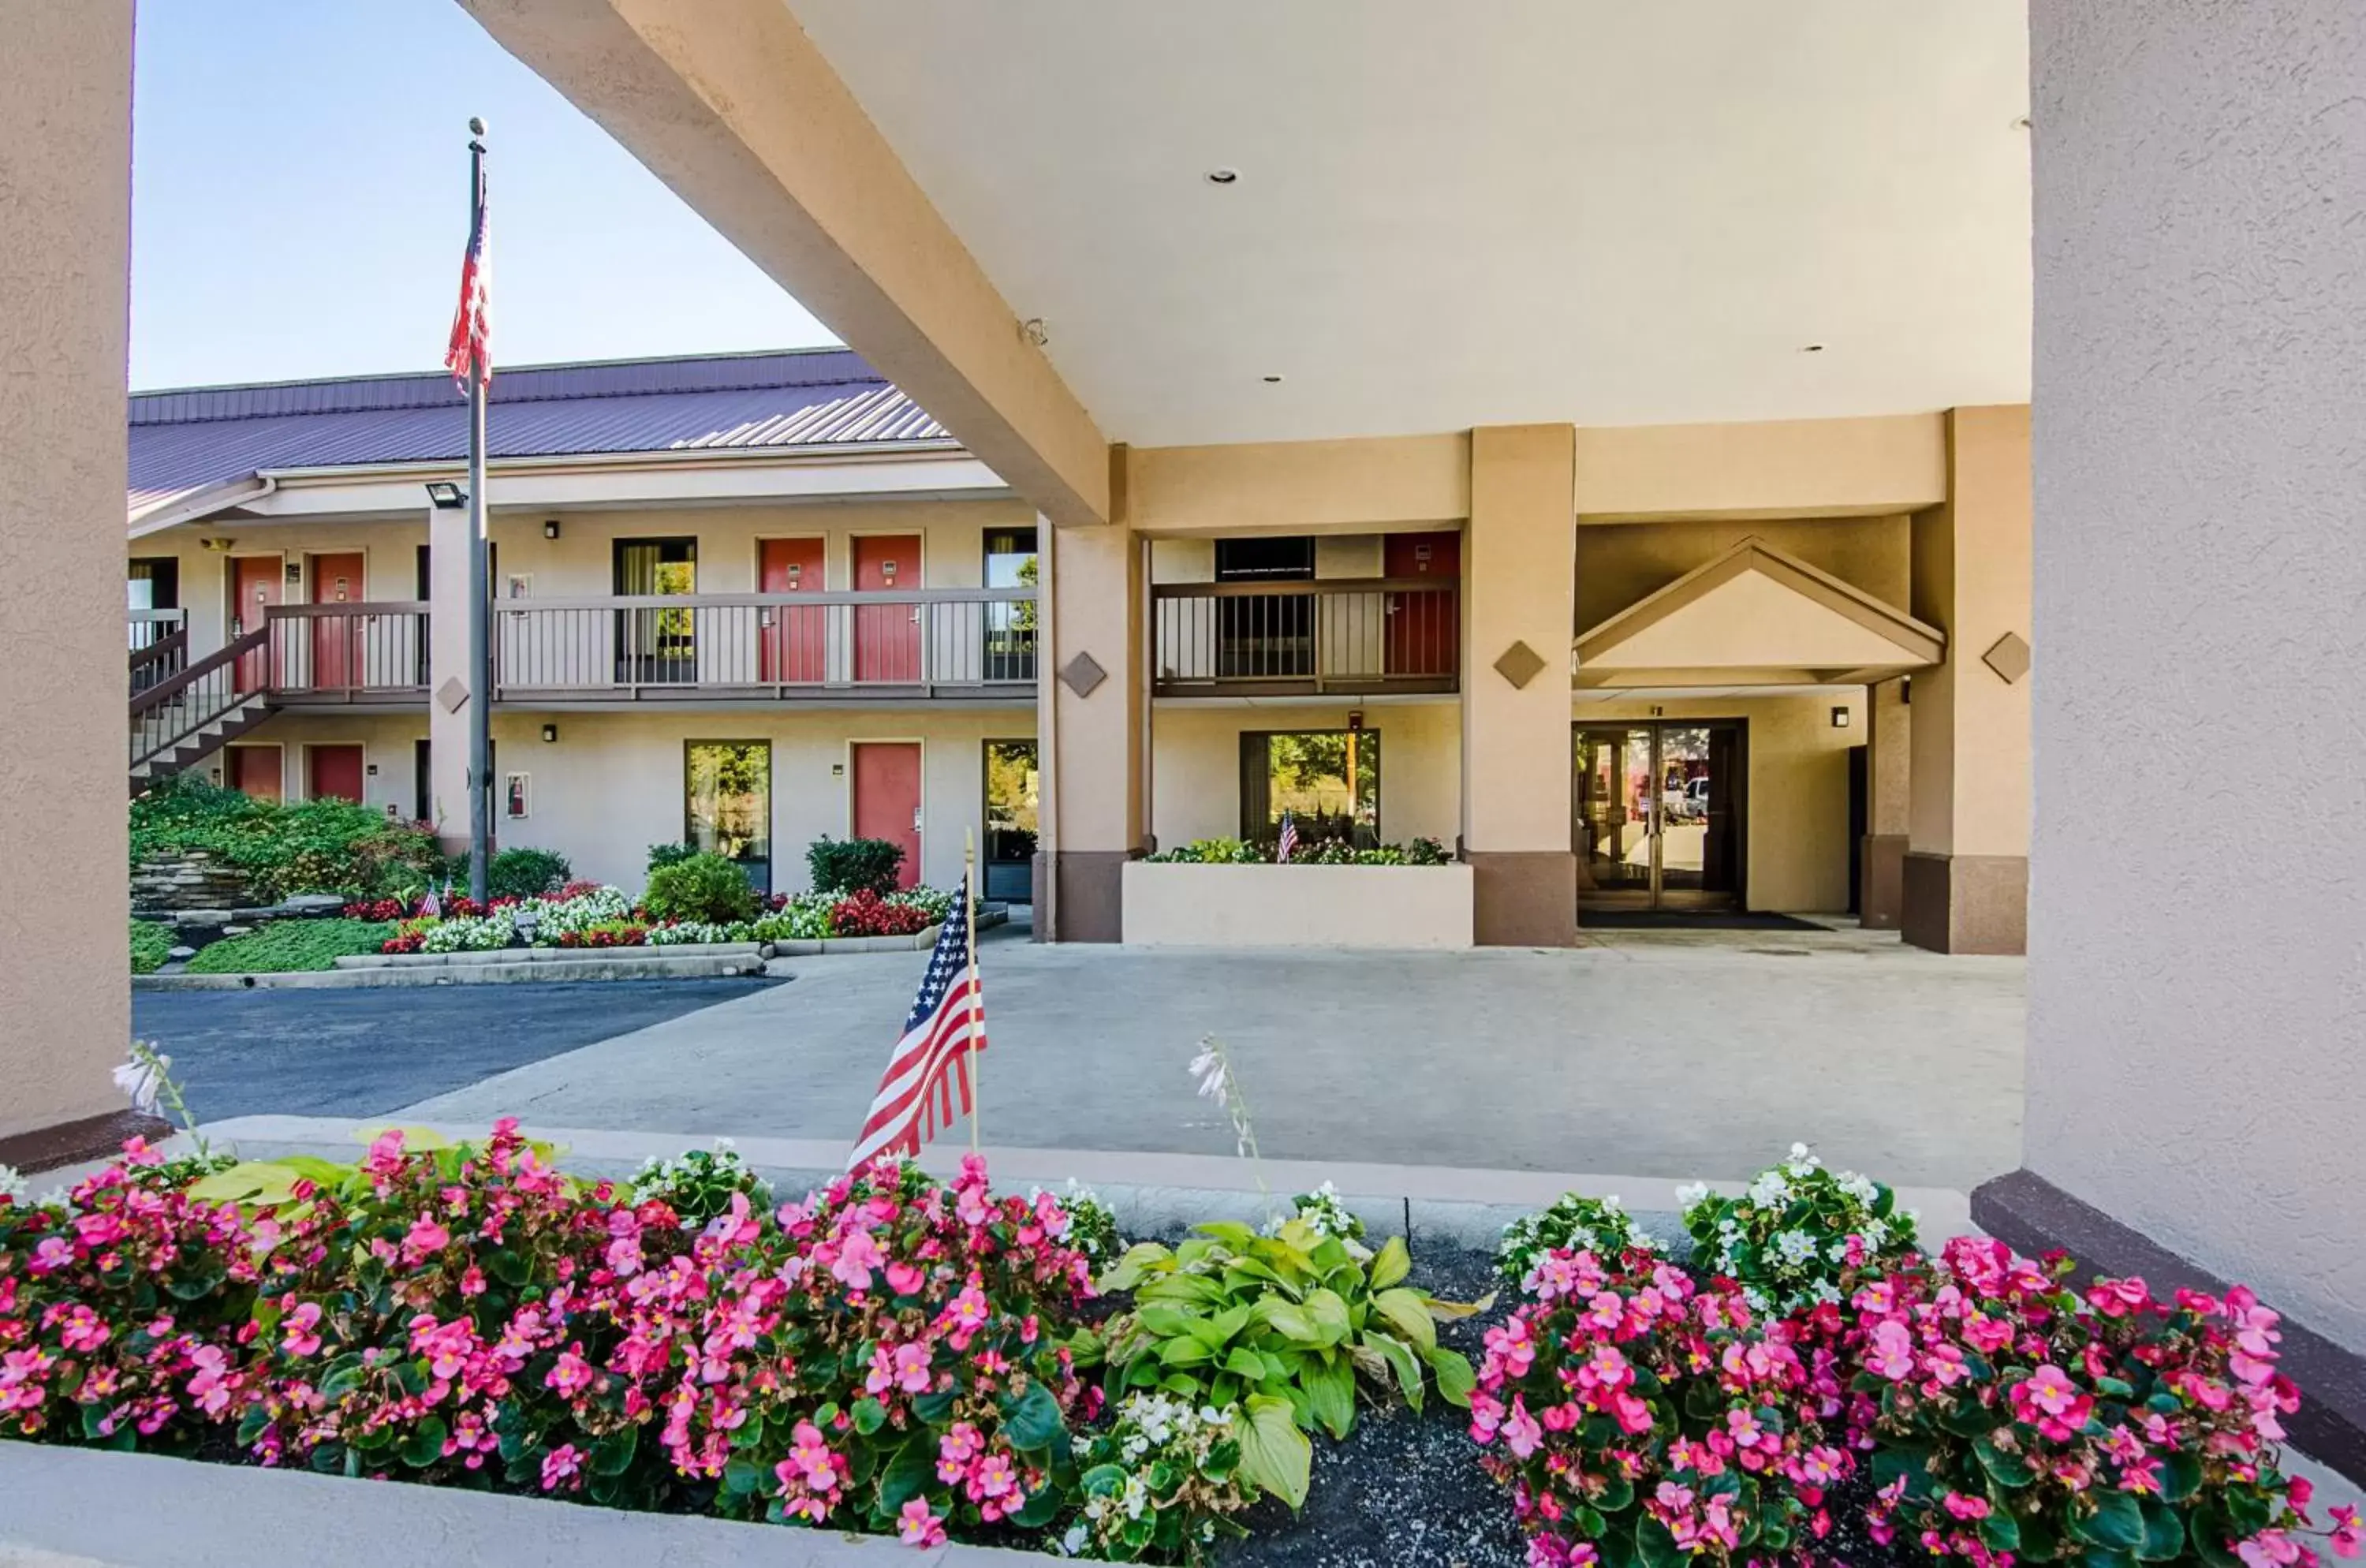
(1254, 730, 1379, 848)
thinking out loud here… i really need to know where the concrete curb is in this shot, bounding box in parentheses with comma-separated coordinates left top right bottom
(334, 943, 765, 969)
(176, 1114, 1977, 1250)
(0, 1442, 1038, 1566)
(132, 953, 769, 991)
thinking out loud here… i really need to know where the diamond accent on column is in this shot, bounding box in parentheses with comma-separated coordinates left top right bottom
(1981, 632, 2032, 685)
(1059, 651, 1107, 697)
(436, 677, 472, 714)
(1492, 640, 1547, 690)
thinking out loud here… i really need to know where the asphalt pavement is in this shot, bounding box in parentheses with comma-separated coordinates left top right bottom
(130, 978, 781, 1124)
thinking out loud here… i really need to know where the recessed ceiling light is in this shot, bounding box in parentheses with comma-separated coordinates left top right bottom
(1261, 374, 1284, 383)
(1205, 168, 1240, 185)
(1801, 344, 1826, 353)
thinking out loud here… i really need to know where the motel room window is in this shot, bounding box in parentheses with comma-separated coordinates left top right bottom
(983, 526, 1039, 680)
(127, 557, 180, 651)
(685, 741, 772, 895)
(1237, 729, 1380, 849)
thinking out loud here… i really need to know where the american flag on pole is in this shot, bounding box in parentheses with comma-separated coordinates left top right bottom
(849, 876, 984, 1167)
(1276, 811, 1299, 864)
(443, 144, 491, 391)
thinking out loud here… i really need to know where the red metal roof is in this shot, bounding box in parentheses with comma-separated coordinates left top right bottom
(129, 349, 953, 514)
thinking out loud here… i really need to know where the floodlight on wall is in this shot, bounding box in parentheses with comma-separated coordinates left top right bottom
(199, 537, 235, 553)
(541, 723, 558, 744)
(1831, 706, 1852, 729)
(424, 481, 467, 509)
(543, 519, 561, 539)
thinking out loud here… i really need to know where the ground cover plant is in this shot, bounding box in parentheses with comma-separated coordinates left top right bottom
(375, 880, 958, 954)
(129, 774, 445, 902)
(129, 919, 174, 975)
(181, 917, 397, 973)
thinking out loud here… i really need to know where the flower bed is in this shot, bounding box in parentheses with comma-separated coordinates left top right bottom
(3, 1136, 2354, 1568)
(372, 883, 964, 957)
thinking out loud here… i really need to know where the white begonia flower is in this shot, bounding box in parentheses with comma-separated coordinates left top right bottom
(1828, 1240, 1853, 1263)
(1841, 1174, 1878, 1204)
(1674, 1182, 1712, 1208)
(1602, 1194, 1623, 1211)
(1812, 1279, 1843, 1305)
(1774, 1230, 1818, 1264)
(1743, 1286, 1771, 1311)
(1061, 1523, 1089, 1556)
(1863, 1219, 1890, 1247)
(1633, 1230, 1659, 1252)
(0, 1165, 23, 1203)
(1747, 1173, 1791, 1208)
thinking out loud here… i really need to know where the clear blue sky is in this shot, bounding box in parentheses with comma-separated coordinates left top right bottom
(130, 0, 838, 391)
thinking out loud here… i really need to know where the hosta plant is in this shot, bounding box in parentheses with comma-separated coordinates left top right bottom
(1852, 1237, 2349, 1568)
(1093, 1219, 1478, 1501)
(1498, 1190, 1659, 1289)
(1470, 1245, 1853, 1568)
(1679, 1143, 1918, 1315)
(1056, 1391, 1261, 1563)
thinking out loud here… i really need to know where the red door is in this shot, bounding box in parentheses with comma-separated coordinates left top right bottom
(228, 745, 282, 802)
(758, 537, 827, 682)
(231, 556, 282, 692)
(308, 744, 365, 804)
(309, 552, 365, 691)
(851, 742, 922, 889)
(853, 535, 921, 683)
(1383, 532, 1459, 678)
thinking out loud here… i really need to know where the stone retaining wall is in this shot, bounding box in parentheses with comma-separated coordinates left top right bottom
(129, 849, 255, 913)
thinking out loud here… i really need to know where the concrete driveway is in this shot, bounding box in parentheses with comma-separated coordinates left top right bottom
(398, 929, 2024, 1191)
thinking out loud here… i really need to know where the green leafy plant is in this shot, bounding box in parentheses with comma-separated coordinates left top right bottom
(1093, 1218, 1480, 1501)
(129, 773, 443, 902)
(130, 919, 174, 975)
(806, 834, 905, 895)
(626, 1141, 771, 1227)
(1142, 838, 1263, 864)
(486, 846, 572, 900)
(1678, 1142, 1918, 1314)
(1497, 1191, 1659, 1289)
(183, 919, 397, 974)
(640, 851, 757, 924)
(1051, 1180, 1121, 1265)
(1059, 1392, 1260, 1562)
(646, 841, 696, 874)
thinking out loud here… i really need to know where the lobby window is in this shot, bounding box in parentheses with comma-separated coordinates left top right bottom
(685, 741, 771, 894)
(1238, 729, 1379, 849)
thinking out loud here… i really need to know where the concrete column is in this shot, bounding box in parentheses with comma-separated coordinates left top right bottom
(1859, 676, 1912, 928)
(1901, 405, 2029, 954)
(0, 1, 142, 1165)
(1461, 424, 1577, 946)
(427, 501, 476, 853)
(1034, 520, 1140, 941)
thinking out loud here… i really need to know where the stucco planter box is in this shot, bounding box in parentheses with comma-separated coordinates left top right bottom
(0, 1440, 1040, 1566)
(1121, 861, 1474, 949)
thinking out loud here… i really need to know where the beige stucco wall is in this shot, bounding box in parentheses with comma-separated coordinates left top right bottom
(1464, 426, 1576, 855)
(1121, 862, 1473, 949)
(248, 707, 1028, 896)
(2028, 1, 2366, 1350)
(1573, 415, 1946, 522)
(138, 518, 431, 652)
(1573, 516, 1911, 636)
(1575, 692, 1865, 913)
(2, 4, 132, 1140)
(1150, 700, 1460, 849)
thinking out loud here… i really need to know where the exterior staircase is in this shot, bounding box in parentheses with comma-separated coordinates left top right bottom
(129, 626, 274, 793)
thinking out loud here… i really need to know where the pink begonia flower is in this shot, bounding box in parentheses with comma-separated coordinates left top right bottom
(281, 1301, 323, 1357)
(1503, 1394, 1544, 1459)
(56, 1305, 111, 1353)
(865, 1341, 932, 1397)
(605, 1235, 644, 1277)
(401, 1216, 450, 1264)
(782, 1421, 839, 1491)
(830, 1226, 885, 1290)
(884, 1261, 924, 1296)
(1868, 1318, 1918, 1380)
(1468, 1392, 1506, 1444)
(1484, 1316, 1536, 1379)
(973, 1451, 1018, 1498)
(540, 1443, 584, 1491)
(2326, 1506, 2360, 1561)
(1726, 1408, 1770, 1450)
(1943, 1491, 1992, 1521)
(546, 1350, 595, 1398)
(1655, 1481, 1696, 1514)
(2238, 1530, 2304, 1568)
(897, 1499, 946, 1548)
(938, 1421, 982, 1483)
(2017, 1364, 2082, 1417)
(29, 1237, 74, 1275)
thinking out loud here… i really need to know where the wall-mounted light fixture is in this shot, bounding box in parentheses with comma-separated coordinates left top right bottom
(543, 519, 561, 539)
(1900, 676, 1913, 706)
(283, 562, 303, 584)
(199, 537, 235, 553)
(540, 723, 558, 744)
(424, 481, 467, 509)
(1831, 706, 1853, 729)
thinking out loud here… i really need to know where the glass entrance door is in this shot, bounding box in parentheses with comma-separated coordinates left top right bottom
(1573, 722, 1743, 910)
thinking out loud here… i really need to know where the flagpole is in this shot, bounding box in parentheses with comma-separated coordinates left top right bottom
(965, 828, 981, 1155)
(465, 118, 492, 907)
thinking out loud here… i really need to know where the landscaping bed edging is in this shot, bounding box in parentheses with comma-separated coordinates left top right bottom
(1121, 861, 1473, 948)
(0, 1440, 1044, 1567)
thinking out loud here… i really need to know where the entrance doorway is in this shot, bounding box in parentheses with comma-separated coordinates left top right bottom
(851, 741, 923, 888)
(982, 739, 1038, 903)
(1574, 721, 1744, 910)
(853, 535, 922, 682)
(306, 744, 365, 805)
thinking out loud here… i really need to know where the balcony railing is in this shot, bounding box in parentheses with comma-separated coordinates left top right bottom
(1152, 579, 1459, 697)
(129, 609, 188, 696)
(261, 603, 432, 702)
(492, 589, 1037, 701)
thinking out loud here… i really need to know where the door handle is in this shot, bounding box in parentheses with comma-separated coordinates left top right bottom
(912, 807, 923, 831)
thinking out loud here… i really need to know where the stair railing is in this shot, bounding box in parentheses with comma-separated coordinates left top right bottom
(129, 625, 271, 775)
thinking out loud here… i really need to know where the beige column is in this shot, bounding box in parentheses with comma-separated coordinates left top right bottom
(0, 2, 138, 1161)
(1461, 424, 1577, 946)
(1859, 676, 1913, 928)
(1903, 405, 2030, 953)
(1035, 518, 1141, 941)
(427, 500, 477, 854)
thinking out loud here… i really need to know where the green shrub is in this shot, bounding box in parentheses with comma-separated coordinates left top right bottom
(640, 852, 756, 924)
(130, 774, 443, 902)
(1142, 837, 1264, 864)
(129, 920, 174, 975)
(487, 846, 571, 900)
(183, 919, 396, 974)
(645, 841, 696, 875)
(805, 834, 905, 894)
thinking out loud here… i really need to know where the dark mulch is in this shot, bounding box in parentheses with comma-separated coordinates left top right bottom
(1216, 1238, 1528, 1568)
